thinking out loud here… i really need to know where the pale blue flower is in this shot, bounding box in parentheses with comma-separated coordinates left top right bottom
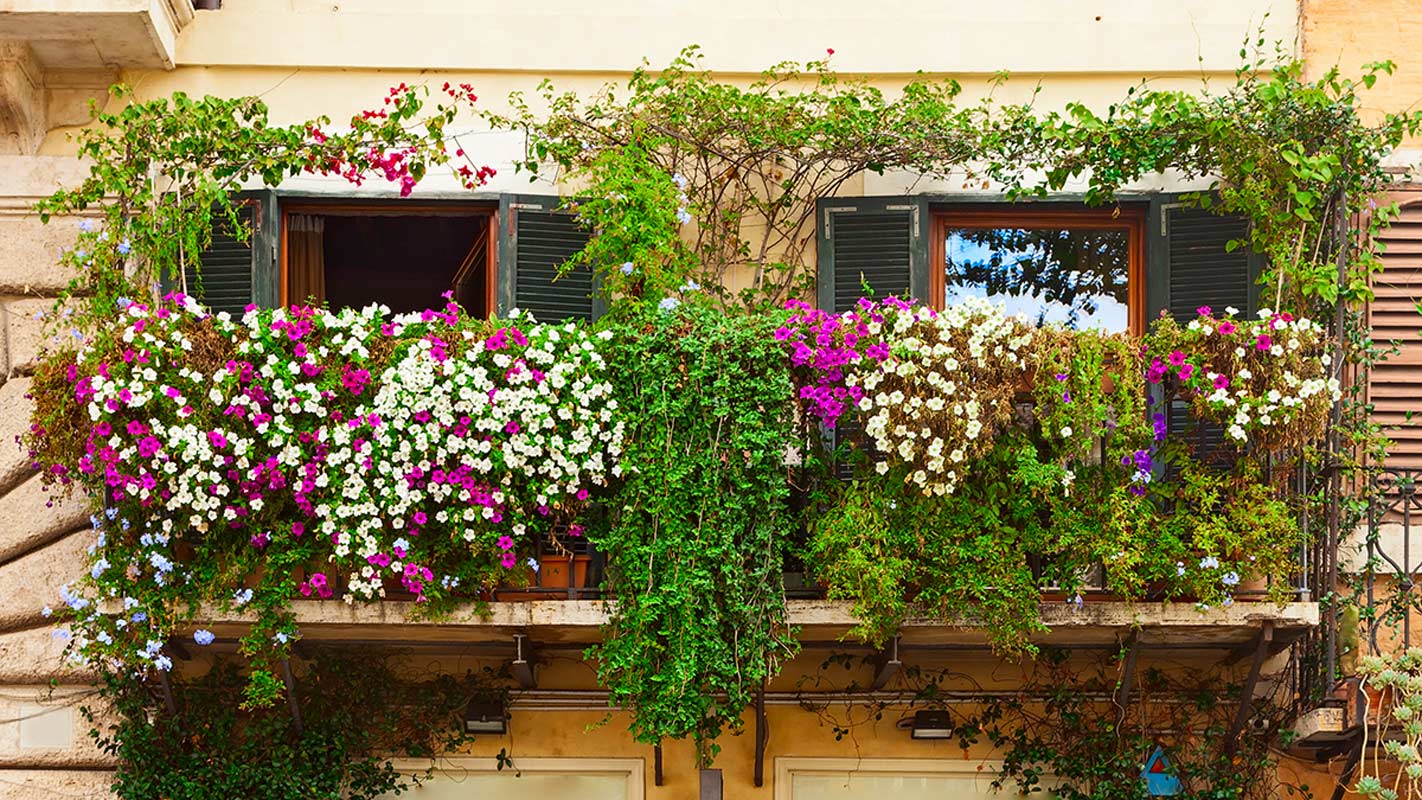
(620, 262, 635, 276)
(679, 279, 700, 292)
(40, 606, 52, 618)
(90, 558, 109, 579)
(78, 220, 93, 232)
(154, 655, 173, 672)
(658, 297, 680, 312)
(117, 240, 131, 256)
(1221, 571, 1240, 587)
(676, 208, 693, 225)
(96, 631, 113, 645)
(232, 588, 253, 607)
(274, 632, 289, 644)
(193, 629, 215, 646)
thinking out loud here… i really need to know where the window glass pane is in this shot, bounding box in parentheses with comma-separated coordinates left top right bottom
(792, 772, 1003, 799)
(379, 772, 628, 800)
(944, 226, 1129, 332)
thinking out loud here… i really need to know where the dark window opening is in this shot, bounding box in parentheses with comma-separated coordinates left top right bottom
(285, 210, 493, 316)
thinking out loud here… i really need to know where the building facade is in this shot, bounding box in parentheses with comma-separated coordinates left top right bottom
(0, 1, 1417, 798)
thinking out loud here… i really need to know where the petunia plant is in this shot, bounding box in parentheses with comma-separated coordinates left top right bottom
(28, 293, 621, 706)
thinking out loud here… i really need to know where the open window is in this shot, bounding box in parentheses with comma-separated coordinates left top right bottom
(281, 203, 495, 315)
(187, 194, 598, 323)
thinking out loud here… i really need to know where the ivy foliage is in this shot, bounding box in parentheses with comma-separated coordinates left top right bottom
(90, 654, 501, 800)
(589, 303, 801, 760)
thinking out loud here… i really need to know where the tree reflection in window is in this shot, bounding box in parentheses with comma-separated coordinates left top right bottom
(943, 226, 1130, 332)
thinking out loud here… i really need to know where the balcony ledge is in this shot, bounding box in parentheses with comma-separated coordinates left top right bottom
(197, 599, 1318, 652)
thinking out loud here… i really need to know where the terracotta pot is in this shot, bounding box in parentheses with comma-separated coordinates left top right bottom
(539, 554, 593, 590)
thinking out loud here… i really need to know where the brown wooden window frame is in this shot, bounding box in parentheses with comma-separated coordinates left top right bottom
(929, 205, 1147, 335)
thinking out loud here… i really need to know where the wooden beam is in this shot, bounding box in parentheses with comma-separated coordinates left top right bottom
(1224, 622, 1273, 756)
(654, 743, 664, 786)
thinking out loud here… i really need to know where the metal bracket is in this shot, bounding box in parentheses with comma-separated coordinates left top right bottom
(1224, 622, 1273, 756)
(511, 634, 536, 689)
(870, 636, 903, 690)
(281, 658, 303, 735)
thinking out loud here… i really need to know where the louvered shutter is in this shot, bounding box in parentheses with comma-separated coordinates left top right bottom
(173, 191, 279, 313)
(496, 195, 598, 322)
(816, 197, 930, 478)
(1371, 196, 1422, 472)
(1148, 196, 1262, 464)
(816, 197, 930, 311)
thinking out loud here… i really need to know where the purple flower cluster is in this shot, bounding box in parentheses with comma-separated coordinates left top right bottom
(777, 297, 909, 428)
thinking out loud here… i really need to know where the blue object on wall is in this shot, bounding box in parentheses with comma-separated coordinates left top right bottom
(1143, 745, 1182, 796)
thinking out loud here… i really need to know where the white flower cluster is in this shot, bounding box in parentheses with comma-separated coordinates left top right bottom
(847, 297, 1034, 496)
(332, 312, 624, 597)
(77, 298, 624, 608)
(1190, 310, 1339, 445)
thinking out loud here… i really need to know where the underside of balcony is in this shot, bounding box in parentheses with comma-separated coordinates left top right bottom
(196, 598, 1318, 653)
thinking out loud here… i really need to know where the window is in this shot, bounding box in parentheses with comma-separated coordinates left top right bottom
(775, 758, 1018, 800)
(281, 203, 496, 315)
(377, 757, 643, 800)
(930, 206, 1145, 334)
(188, 193, 598, 323)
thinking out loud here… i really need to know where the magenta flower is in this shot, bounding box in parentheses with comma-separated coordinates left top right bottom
(1256, 334, 1272, 351)
(1196, 306, 1212, 316)
(1219, 321, 1236, 335)
(1213, 374, 1229, 390)
(1168, 350, 1186, 367)
(496, 535, 514, 551)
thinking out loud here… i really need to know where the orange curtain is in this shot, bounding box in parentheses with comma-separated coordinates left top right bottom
(287, 214, 326, 306)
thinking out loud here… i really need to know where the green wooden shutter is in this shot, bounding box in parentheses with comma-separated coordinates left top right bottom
(816, 197, 930, 478)
(178, 191, 279, 313)
(1146, 196, 1261, 323)
(1148, 195, 1262, 464)
(817, 196, 930, 311)
(496, 195, 599, 322)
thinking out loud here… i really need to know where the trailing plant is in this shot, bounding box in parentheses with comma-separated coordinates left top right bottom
(29, 295, 621, 707)
(1145, 306, 1339, 452)
(588, 302, 801, 761)
(89, 653, 503, 800)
